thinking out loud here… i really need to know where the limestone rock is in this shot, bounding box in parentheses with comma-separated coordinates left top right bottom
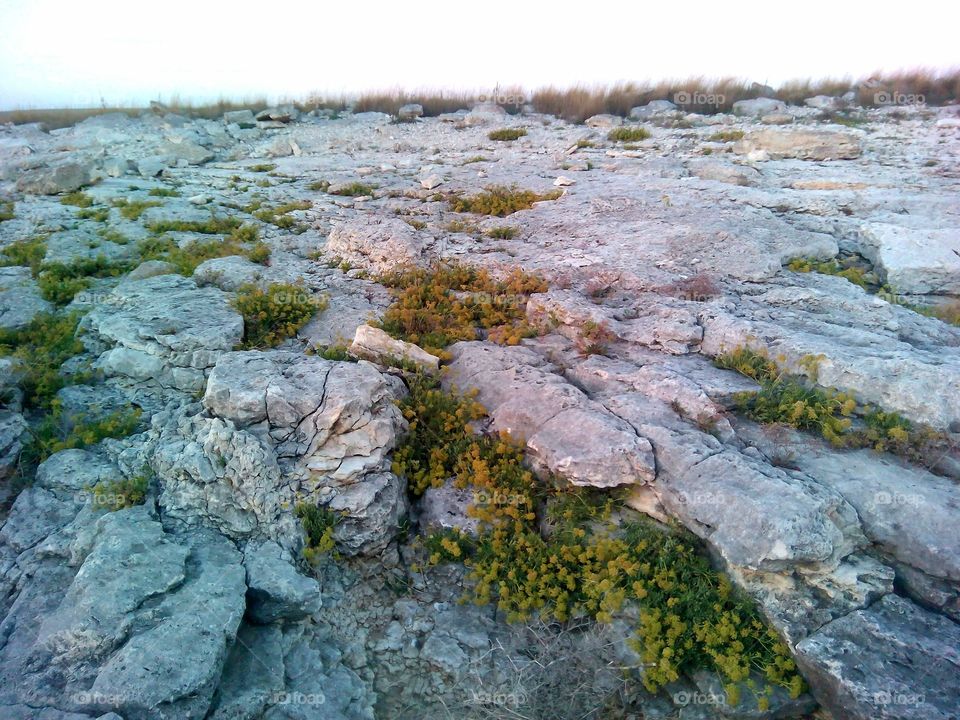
(16, 161, 93, 195)
(732, 97, 787, 116)
(350, 324, 440, 373)
(244, 540, 321, 623)
(858, 223, 960, 294)
(734, 129, 862, 160)
(326, 217, 436, 274)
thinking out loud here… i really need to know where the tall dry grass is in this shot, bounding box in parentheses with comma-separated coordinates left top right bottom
(2, 69, 956, 128)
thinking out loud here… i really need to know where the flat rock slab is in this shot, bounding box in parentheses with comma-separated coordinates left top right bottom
(795, 594, 960, 720)
(445, 342, 656, 487)
(859, 222, 960, 294)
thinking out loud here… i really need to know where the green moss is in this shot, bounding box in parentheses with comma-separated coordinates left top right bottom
(450, 185, 562, 217)
(97, 228, 130, 245)
(707, 129, 745, 142)
(233, 282, 326, 349)
(252, 200, 311, 230)
(329, 182, 376, 197)
(138, 225, 265, 275)
(146, 216, 242, 235)
(148, 187, 180, 197)
(295, 502, 338, 562)
(0, 236, 47, 275)
(608, 126, 651, 142)
(0, 312, 85, 408)
(0, 201, 14, 221)
(37, 255, 132, 305)
(112, 198, 161, 221)
(23, 403, 142, 465)
(488, 128, 527, 141)
(486, 225, 518, 240)
(249, 163, 277, 172)
(786, 257, 868, 289)
(60, 191, 94, 208)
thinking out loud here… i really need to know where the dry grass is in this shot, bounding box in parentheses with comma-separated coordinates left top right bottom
(3, 70, 956, 130)
(354, 89, 477, 117)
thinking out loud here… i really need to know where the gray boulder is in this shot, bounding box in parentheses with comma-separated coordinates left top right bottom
(326, 217, 437, 275)
(732, 97, 787, 116)
(244, 540, 321, 623)
(795, 595, 960, 720)
(397, 104, 423, 120)
(16, 161, 93, 195)
(629, 100, 677, 119)
(223, 109, 257, 128)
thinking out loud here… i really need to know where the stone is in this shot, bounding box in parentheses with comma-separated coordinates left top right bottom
(223, 109, 257, 128)
(858, 223, 960, 294)
(81, 273, 244, 393)
(584, 114, 623, 129)
(16, 161, 93, 194)
(137, 156, 168, 177)
(0, 267, 52, 329)
(795, 595, 960, 720)
(125, 259, 176, 281)
(326, 217, 436, 274)
(349, 324, 440, 373)
(397, 104, 423, 120)
(805, 95, 844, 110)
(689, 160, 759, 186)
(760, 112, 794, 125)
(733, 129, 862, 160)
(162, 139, 214, 165)
(553, 175, 575, 186)
(419, 174, 442, 189)
(464, 102, 507, 125)
(244, 540, 321, 623)
(255, 106, 297, 123)
(732, 97, 787, 116)
(629, 100, 677, 119)
(444, 342, 656, 488)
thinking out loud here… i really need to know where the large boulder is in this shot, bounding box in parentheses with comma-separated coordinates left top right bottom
(0, 266, 52, 330)
(858, 223, 960, 295)
(350, 324, 440, 373)
(244, 540, 321, 623)
(16, 161, 93, 195)
(629, 100, 677, 120)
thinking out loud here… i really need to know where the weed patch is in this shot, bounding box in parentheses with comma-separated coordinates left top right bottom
(37, 255, 132, 305)
(707, 129, 745, 142)
(60, 192, 93, 208)
(450, 185, 561, 217)
(295, 502, 338, 562)
(23, 403, 141, 466)
(377, 263, 547, 356)
(112, 198, 161, 221)
(786, 257, 868, 289)
(0, 312, 85, 408)
(0, 236, 47, 275)
(608, 126, 651, 142)
(488, 128, 527, 141)
(233, 282, 326, 348)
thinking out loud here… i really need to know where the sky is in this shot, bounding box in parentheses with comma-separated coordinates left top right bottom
(0, 0, 958, 109)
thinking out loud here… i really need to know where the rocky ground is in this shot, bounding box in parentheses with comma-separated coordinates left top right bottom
(0, 98, 959, 720)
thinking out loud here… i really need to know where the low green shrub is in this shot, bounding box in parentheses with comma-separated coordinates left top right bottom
(232, 282, 326, 348)
(112, 198, 161, 221)
(715, 346, 951, 458)
(488, 128, 527, 141)
(0, 312, 85, 408)
(295, 502, 338, 562)
(252, 200, 311, 230)
(37, 255, 132, 305)
(377, 263, 547, 356)
(486, 225, 518, 239)
(249, 163, 277, 172)
(608, 126, 651, 142)
(0, 236, 47, 275)
(148, 187, 180, 197)
(450, 185, 562, 217)
(23, 403, 142, 465)
(139, 226, 266, 275)
(0, 201, 14, 221)
(146, 216, 242, 235)
(395, 377, 805, 706)
(76, 207, 110, 222)
(60, 191, 93, 208)
(328, 182, 376, 197)
(87, 470, 150, 510)
(786, 257, 868, 289)
(707, 129, 745, 142)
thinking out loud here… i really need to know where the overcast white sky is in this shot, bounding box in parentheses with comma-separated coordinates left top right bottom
(0, 0, 957, 109)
